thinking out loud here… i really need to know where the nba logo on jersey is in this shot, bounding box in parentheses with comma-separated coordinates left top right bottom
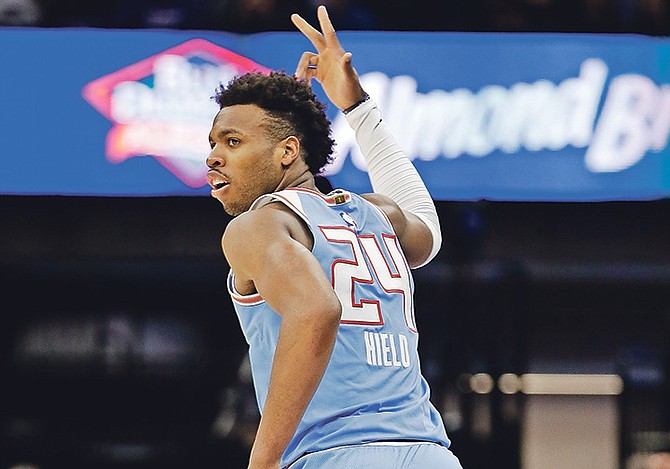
(340, 211, 359, 231)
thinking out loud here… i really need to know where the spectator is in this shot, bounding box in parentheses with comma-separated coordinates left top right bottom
(487, 0, 531, 32)
(630, 0, 670, 35)
(210, 0, 311, 33)
(0, 0, 41, 26)
(575, 0, 624, 32)
(112, 0, 211, 29)
(307, 0, 379, 31)
(38, 0, 116, 27)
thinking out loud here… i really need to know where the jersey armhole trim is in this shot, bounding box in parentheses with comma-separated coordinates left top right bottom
(367, 200, 395, 233)
(227, 270, 265, 306)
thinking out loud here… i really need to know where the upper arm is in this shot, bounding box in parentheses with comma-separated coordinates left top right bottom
(362, 193, 435, 269)
(222, 206, 341, 321)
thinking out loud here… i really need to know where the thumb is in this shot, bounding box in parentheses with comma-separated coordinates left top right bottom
(341, 51, 359, 80)
(340, 51, 353, 70)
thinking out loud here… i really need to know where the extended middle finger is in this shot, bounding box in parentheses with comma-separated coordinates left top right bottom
(316, 5, 341, 48)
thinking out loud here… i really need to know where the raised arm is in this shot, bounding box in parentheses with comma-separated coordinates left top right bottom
(291, 6, 442, 268)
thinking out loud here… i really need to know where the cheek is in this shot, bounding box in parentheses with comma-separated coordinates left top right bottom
(235, 152, 282, 198)
(252, 148, 283, 182)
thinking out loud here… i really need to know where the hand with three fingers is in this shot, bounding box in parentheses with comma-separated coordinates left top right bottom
(291, 5, 368, 112)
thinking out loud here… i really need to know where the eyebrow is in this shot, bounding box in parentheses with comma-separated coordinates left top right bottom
(209, 127, 242, 142)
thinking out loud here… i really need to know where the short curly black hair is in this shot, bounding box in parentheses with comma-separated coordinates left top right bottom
(213, 71, 335, 175)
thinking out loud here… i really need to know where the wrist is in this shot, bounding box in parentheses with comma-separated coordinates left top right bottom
(342, 93, 370, 115)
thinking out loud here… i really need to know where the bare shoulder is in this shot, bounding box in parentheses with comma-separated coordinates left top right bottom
(361, 193, 407, 235)
(361, 192, 433, 268)
(361, 192, 396, 210)
(222, 199, 322, 299)
(222, 202, 312, 262)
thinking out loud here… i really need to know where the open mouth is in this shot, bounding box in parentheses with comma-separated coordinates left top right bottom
(208, 171, 230, 191)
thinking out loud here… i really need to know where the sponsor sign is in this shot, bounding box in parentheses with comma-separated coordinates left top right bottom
(1, 29, 669, 200)
(330, 59, 670, 175)
(82, 39, 269, 187)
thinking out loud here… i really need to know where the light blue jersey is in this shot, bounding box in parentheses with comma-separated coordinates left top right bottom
(227, 187, 451, 468)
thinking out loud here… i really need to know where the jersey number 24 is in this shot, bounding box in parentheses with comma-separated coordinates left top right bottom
(320, 226, 416, 332)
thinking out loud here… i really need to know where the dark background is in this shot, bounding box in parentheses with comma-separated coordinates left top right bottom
(1, 194, 669, 468)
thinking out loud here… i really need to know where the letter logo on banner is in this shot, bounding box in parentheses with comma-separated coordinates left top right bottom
(586, 75, 670, 172)
(327, 58, 670, 177)
(82, 39, 270, 187)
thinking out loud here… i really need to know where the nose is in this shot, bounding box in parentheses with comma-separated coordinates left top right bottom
(206, 149, 223, 169)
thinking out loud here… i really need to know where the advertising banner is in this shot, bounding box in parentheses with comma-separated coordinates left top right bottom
(1, 28, 669, 200)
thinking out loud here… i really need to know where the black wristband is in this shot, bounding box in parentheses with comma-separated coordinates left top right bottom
(342, 93, 370, 115)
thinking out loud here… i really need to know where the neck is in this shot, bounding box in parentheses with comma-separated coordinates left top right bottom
(275, 165, 318, 193)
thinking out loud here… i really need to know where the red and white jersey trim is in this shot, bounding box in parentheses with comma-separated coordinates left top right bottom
(227, 270, 264, 306)
(249, 188, 353, 222)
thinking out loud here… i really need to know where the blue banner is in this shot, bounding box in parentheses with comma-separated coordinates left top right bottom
(1, 28, 669, 201)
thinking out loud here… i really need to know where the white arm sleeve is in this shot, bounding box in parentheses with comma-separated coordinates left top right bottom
(345, 98, 442, 268)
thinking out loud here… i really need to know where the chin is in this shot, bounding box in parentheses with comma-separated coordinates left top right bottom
(222, 202, 246, 217)
(212, 197, 234, 215)
(224, 208, 239, 217)
(221, 203, 236, 216)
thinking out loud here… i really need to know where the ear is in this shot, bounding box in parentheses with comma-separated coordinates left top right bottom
(277, 136, 301, 167)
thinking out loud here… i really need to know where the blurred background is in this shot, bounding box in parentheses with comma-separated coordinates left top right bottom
(1, 0, 669, 34)
(1, 1, 670, 469)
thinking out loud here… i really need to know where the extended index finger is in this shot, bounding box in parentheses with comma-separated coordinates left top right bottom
(291, 13, 325, 51)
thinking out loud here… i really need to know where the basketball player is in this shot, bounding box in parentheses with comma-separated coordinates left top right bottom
(206, 5, 463, 469)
